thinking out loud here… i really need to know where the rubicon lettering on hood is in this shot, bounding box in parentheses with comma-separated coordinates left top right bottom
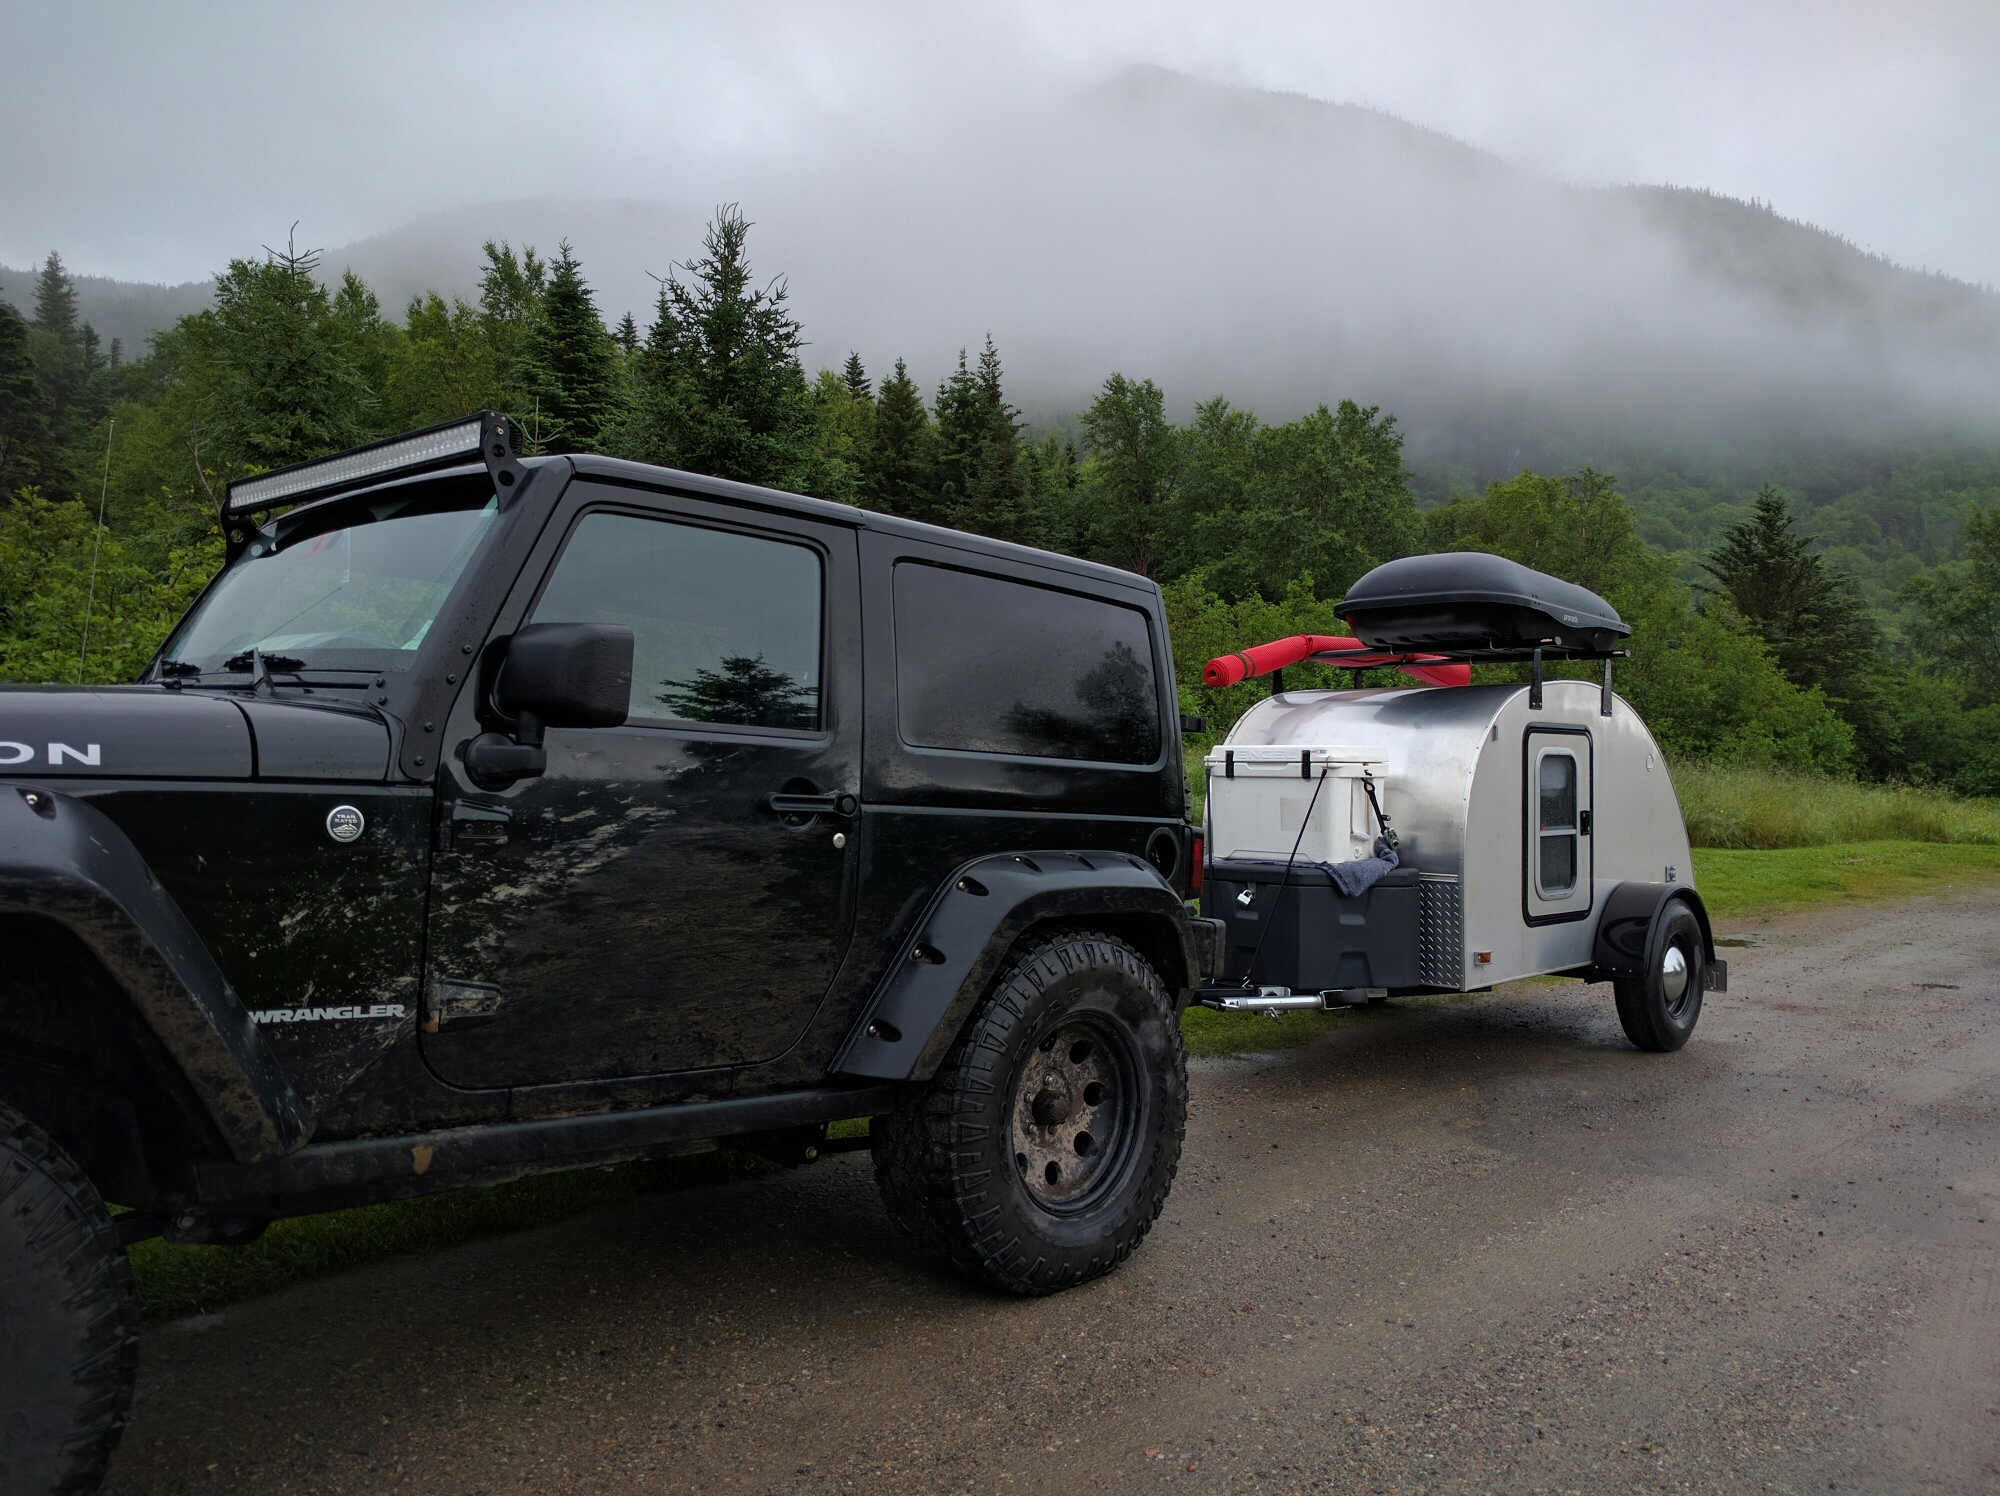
(250, 1004, 407, 1024)
(0, 741, 102, 765)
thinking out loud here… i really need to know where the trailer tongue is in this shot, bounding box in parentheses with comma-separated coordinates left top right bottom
(1191, 552, 1722, 1054)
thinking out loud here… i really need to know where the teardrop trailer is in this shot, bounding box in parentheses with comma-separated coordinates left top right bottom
(1192, 551, 1724, 1051)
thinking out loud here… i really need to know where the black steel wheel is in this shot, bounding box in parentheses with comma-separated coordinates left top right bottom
(1612, 898, 1705, 1052)
(873, 927, 1186, 1295)
(0, 1101, 139, 1495)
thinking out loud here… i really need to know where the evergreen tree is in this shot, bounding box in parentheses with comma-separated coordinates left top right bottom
(608, 205, 819, 490)
(863, 358, 935, 519)
(31, 253, 79, 342)
(0, 297, 55, 493)
(176, 238, 375, 471)
(510, 241, 619, 452)
(614, 312, 640, 357)
(1078, 373, 1178, 578)
(26, 251, 109, 471)
(1907, 501, 2000, 704)
(841, 352, 870, 399)
(1702, 484, 1877, 695)
(931, 337, 1024, 537)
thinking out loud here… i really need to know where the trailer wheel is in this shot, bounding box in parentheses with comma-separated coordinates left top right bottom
(0, 1101, 139, 1495)
(1612, 898, 1705, 1052)
(872, 927, 1186, 1296)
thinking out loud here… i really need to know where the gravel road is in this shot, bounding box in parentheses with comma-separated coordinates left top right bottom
(103, 888, 2000, 1495)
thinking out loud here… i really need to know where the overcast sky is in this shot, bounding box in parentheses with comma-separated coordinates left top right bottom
(4, 0, 1997, 288)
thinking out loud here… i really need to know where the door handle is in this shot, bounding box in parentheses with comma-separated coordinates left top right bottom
(764, 790, 858, 818)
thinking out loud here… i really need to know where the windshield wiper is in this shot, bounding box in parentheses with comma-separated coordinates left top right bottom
(222, 650, 306, 673)
(216, 648, 309, 697)
(159, 661, 202, 677)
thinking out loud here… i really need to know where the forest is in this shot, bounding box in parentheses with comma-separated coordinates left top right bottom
(4, 207, 2000, 792)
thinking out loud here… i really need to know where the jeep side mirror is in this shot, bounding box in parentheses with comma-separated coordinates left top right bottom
(463, 623, 634, 789)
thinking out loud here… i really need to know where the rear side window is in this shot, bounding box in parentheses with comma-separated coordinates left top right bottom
(532, 512, 823, 730)
(892, 562, 1161, 764)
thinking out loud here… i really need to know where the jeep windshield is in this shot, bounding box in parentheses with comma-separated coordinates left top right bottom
(158, 482, 498, 678)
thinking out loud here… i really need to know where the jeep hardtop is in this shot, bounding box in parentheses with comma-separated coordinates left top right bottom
(0, 412, 1221, 1493)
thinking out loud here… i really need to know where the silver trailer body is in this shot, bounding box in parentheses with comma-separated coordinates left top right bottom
(1206, 678, 1692, 992)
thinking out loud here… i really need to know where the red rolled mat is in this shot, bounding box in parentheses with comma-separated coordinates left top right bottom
(1201, 634, 1359, 688)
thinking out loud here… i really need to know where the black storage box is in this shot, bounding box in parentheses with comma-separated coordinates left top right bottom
(1337, 552, 1629, 656)
(1205, 861, 1421, 992)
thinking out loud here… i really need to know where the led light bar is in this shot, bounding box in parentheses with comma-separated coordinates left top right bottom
(225, 412, 501, 516)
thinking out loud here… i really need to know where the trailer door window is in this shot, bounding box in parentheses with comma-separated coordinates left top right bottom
(1535, 750, 1579, 896)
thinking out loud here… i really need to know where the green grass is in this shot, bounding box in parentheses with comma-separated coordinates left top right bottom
(128, 1149, 783, 1323)
(1675, 761, 2000, 849)
(1691, 840, 2000, 918)
(1179, 1000, 1366, 1057)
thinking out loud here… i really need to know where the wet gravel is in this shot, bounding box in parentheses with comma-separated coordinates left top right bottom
(104, 887, 2000, 1494)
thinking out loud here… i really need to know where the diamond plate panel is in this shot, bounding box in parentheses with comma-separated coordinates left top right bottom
(1417, 875, 1462, 988)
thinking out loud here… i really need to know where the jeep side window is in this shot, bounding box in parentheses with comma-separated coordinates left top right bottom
(531, 512, 824, 731)
(891, 561, 1161, 764)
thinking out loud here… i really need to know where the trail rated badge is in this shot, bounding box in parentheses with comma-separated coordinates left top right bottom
(325, 805, 366, 844)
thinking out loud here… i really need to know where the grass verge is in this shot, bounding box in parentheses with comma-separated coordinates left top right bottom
(1691, 839, 2000, 919)
(1675, 761, 2000, 849)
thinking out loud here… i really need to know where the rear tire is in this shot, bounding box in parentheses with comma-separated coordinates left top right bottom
(872, 928, 1187, 1295)
(0, 1101, 139, 1495)
(1613, 898, 1705, 1052)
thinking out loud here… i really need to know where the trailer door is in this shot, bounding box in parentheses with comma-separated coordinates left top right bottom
(1524, 728, 1593, 923)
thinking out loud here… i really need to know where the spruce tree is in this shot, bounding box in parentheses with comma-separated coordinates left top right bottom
(1078, 373, 1178, 578)
(615, 312, 640, 357)
(960, 335, 1025, 539)
(841, 352, 870, 399)
(1703, 484, 1876, 694)
(864, 357, 935, 519)
(181, 239, 374, 470)
(26, 251, 108, 469)
(511, 241, 620, 452)
(609, 205, 818, 489)
(31, 253, 79, 343)
(0, 297, 55, 492)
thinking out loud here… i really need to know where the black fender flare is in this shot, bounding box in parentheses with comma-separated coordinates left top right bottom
(1587, 881, 1726, 992)
(832, 850, 1197, 1082)
(0, 785, 313, 1162)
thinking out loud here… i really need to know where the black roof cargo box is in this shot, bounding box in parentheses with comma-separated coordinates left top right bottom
(1338, 552, 1629, 656)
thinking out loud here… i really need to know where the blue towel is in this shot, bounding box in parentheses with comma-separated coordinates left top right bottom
(1324, 838, 1399, 897)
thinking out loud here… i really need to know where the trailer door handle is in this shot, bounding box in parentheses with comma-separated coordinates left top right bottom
(1579, 809, 1593, 836)
(765, 790, 858, 818)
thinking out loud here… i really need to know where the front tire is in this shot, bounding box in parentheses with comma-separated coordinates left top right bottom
(0, 1102, 140, 1495)
(872, 928, 1187, 1295)
(1612, 898, 1705, 1052)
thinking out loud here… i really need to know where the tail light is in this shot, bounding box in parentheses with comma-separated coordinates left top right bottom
(1190, 828, 1205, 895)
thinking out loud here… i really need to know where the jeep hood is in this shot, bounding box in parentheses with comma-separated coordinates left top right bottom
(0, 687, 390, 782)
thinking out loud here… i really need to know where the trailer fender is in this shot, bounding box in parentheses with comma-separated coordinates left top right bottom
(1587, 882, 1726, 992)
(0, 786, 313, 1162)
(832, 850, 1197, 1082)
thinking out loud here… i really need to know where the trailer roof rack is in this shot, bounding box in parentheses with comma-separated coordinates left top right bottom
(223, 410, 526, 518)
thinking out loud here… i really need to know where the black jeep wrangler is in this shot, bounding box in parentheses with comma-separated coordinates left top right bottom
(0, 414, 1221, 1493)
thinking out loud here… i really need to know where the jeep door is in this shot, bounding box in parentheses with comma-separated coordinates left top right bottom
(420, 484, 861, 1089)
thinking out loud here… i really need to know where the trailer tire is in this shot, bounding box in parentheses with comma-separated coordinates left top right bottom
(1612, 898, 1705, 1052)
(0, 1101, 139, 1495)
(872, 927, 1186, 1296)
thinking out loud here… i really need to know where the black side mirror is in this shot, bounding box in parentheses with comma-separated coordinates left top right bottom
(464, 623, 634, 789)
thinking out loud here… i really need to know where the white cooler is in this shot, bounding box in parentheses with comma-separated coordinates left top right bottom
(1202, 745, 1389, 867)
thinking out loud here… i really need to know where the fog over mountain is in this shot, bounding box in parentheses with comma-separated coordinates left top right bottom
(13, 68, 1997, 473)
